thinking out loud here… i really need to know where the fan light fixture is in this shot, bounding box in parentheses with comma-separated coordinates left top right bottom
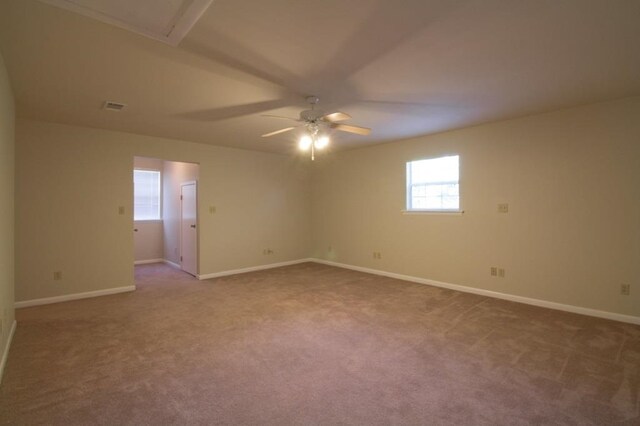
(298, 135, 312, 150)
(298, 130, 329, 160)
(315, 136, 329, 149)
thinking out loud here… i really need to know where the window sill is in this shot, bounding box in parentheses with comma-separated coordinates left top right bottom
(134, 219, 163, 224)
(402, 210, 464, 215)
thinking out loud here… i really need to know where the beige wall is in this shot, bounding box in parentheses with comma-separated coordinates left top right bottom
(163, 160, 199, 265)
(0, 52, 15, 369)
(311, 97, 640, 317)
(133, 157, 164, 262)
(15, 120, 311, 302)
(134, 156, 163, 171)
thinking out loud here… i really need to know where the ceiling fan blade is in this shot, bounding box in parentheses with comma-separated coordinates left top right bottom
(320, 111, 352, 122)
(176, 100, 293, 122)
(261, 114, 300, 122)
(330, 123, 371, 135)
(261, 127, 298, 138)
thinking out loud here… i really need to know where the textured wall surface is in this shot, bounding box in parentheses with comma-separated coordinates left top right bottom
(0, 51, 15, 375)
(312, 97, 640, 317)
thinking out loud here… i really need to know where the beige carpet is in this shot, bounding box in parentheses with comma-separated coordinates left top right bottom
(1, 262, 639, 425)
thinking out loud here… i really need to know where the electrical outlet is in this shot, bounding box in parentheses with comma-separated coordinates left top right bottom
(263, 249, 274, 255)
(209, 205, 216, 214)
(497, 203, 509, 213)
(498, 268, 505, 278)
(490, 267, 497, 276)
(621, 284, 630, 296)
(53, 271, 62, 280)
(372, 252, 382, 260)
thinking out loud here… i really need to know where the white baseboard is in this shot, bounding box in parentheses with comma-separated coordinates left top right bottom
(133, 259, 180, 269)
(134, 258, 164, 265)
(198, 258, 312, 280)
(311, 258, 640, 326)
(0, 320, 16, 384)
(14, 286, 136, 309)
(163, 259, 181, 269)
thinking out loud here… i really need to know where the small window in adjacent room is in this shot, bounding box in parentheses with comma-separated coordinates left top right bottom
(134, 169, 161, 221)
(406, 155, 460, 212)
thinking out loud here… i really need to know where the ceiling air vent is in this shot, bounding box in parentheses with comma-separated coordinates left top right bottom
(103, 101, 127, 111)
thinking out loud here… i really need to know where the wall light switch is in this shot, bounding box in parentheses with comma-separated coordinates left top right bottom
(118, 206, 125, 215)
(498, 203, 509, 213)
(209, 205, 216, 214)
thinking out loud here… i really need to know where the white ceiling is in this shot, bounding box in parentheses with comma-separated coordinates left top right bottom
(1, 0, 639, 154)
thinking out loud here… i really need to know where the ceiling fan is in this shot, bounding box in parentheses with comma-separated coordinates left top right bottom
(261, 96, 371, 160)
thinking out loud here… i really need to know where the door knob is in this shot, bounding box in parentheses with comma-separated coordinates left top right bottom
(134, 229, 138, 232)
(190, 225, 196, 228)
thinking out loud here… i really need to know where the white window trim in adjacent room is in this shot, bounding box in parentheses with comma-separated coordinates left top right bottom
(404, 155, 463, 215)
(402, 210, 464, 215)
(134, 168, 162, 222)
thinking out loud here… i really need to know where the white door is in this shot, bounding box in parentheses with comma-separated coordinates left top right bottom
(180, 182, 198, 276)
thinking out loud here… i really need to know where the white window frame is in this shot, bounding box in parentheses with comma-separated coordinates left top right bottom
(404, 155, 463, 214)
(134, 168, 162, 222)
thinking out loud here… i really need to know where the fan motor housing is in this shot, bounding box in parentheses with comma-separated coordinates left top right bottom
(300, 109, 324, 122)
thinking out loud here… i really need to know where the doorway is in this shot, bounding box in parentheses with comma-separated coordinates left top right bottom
(133, 156, 200, 283)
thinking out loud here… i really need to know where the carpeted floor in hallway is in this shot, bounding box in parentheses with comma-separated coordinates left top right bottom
(1, 262, 639, 425)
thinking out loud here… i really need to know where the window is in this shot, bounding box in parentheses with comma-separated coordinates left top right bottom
(134, 169, 161, 221)
(406, 155, 460, 211)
